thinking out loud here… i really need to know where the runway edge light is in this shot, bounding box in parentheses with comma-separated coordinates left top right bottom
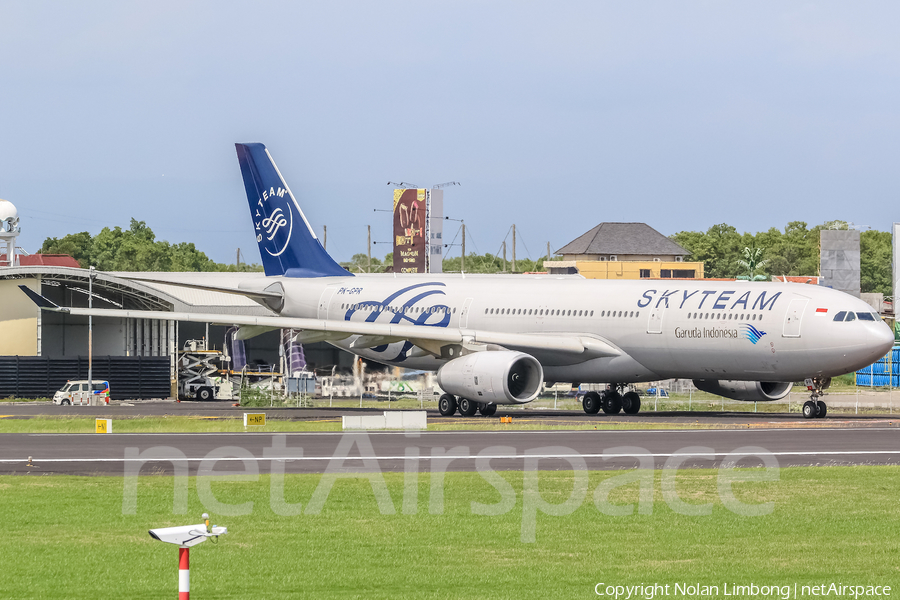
(149, 513, 227, 599)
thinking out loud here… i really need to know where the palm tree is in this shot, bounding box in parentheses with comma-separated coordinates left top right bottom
(736, 247, 769, 281)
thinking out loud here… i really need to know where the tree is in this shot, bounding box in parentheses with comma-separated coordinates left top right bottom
(40, 218, 261, 272)
(736, 247, 769, 281)
(40, 231, 94, 268)
(860, 230, 891, 295)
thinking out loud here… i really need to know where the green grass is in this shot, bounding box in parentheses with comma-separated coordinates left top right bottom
(1, 467, 898, 598)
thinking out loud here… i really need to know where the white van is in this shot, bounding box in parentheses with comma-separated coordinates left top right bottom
(54, 381, 110, 405)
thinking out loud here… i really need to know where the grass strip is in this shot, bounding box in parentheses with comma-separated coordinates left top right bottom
(0, 466, 897, 598)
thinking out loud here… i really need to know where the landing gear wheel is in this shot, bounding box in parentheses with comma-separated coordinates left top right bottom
(438, 394, 458, 416)
(602, 392, 622, 415)
(582, 392, 602, 414)
(802, 400, 817, 419)
(458, 398, 479, 417)
(197, 387, 213, 401)
(479, 403, 497, 417)
(621, 392, 641, 415)
(816, 401, 827, 418)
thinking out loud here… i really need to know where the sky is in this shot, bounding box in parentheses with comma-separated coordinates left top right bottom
(1, 1, 898, 265)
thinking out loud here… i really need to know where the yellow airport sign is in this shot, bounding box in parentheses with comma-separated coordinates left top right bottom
(243, 413, 265, 427)
(95, 419, 111, 433)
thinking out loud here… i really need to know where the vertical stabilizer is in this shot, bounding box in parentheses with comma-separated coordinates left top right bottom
(235, 143, 351, 278)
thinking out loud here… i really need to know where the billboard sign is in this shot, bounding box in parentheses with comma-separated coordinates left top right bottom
(393, 189, 427, 273)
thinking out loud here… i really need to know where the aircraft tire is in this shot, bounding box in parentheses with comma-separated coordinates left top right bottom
(622, 392, 641, 415)
(197, 387, 214, 401)
(802, 400, 817, 419)
(582, 392, 602, 414)
(438, 394, 458, 416)
(458, 398, 479, 417)
(479, 403, 497, 417)
(602, 392, 622, 415)
(816, 401, 827, 418)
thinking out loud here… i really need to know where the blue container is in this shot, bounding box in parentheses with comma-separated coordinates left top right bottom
(856, 373, 872, 386)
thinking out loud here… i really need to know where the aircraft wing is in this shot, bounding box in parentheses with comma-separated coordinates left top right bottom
(19, 286, 619, 360)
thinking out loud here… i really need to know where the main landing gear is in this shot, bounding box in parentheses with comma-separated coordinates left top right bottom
(438, 394, 497, 417)
(582, 385, 641, 415)
(802, 377, 831, 419)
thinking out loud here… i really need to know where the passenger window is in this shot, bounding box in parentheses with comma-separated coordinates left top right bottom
(844, 311, 856, 322)
(590, 311, 594, 316)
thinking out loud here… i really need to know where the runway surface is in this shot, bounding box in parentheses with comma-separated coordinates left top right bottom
(2, 427, 899, 476)
(2, 400, 898, 426)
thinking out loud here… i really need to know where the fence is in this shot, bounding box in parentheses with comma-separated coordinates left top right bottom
(0, 356, 171, 400)
(856, 346, 900, 387)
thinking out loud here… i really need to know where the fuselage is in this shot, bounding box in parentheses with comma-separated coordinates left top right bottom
(244, 274, 894, 384)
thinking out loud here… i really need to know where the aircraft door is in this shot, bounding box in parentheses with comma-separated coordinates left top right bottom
(317, 288, 337, 319)
(782, 298, 808, 338)
(459, 297, 474, 329)
(647, 306, 664, 334)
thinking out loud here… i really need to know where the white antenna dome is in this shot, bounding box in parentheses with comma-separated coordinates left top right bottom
(0, 198, 17, 224)
(0, 198, 19, 231)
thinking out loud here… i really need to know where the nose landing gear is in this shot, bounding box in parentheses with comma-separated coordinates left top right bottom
(802, 377, 831, 419)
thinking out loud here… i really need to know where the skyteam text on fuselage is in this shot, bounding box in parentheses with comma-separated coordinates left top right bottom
(20, 143, 894, 420)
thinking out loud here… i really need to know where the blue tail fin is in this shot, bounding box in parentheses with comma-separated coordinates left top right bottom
(235, 143, 351, 278)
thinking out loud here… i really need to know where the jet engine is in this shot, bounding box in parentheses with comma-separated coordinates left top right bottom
(692, 379, 792, 402)
(437, 351, 543, 404)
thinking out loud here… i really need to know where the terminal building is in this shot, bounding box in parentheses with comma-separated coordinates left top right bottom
(547, 222, 703, 279)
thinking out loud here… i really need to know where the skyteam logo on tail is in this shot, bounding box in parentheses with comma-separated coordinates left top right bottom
(253, 186, 294, 257)
(741, 324, 767, 344)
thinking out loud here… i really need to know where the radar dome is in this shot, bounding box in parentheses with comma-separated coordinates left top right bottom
(0, 199, 17, 222)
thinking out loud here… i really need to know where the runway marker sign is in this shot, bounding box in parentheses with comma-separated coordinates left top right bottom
(244, 413, 266, 427)
(95, 419, 111, 433)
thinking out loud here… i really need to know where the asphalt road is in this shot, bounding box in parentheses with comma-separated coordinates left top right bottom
(2, 427, 899, 476)
(2, 400, 898, 426)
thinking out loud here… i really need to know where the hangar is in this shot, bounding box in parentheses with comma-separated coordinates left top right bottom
(0, 266, 356, 398)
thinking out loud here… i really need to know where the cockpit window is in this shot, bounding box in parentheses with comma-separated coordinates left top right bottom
(833, 311, 846, 322)
(856, 312, 876, 321)
(844, 311, 856, 322)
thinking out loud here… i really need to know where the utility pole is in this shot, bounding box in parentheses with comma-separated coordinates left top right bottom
(511, 224, 516, 273)
(546, 242, 551, 268)
(88, 266, 96, 405)
(461, 223, 466, 272)
(367, 225, 371, 273)
(502, 241, 507, 273)
(236, 248, 241, 268)
(323, 225, 327, 251)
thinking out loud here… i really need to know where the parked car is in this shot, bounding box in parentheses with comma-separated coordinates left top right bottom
(54, 380, 110, 405)
(644, 387, 669, 397)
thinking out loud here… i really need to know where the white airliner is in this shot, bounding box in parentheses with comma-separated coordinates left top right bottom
(20, 143, 894, 419)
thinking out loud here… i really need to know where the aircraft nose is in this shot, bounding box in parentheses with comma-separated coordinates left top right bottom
(869, 321, 895, 358)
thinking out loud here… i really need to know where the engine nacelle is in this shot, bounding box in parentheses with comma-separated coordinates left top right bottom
(437, 351, 543, 405)
(692, 379, 792, 402)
